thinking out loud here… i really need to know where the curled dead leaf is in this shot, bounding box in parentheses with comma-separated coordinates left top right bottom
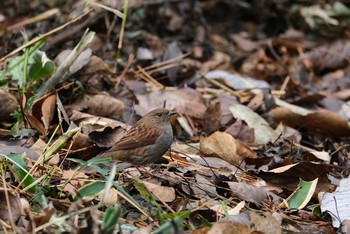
(24, 93, 57, 136)
(41, 93, 56, 130)
(269, 107, 350, 137)
(69, 94, 124, 120)
(70, 110, 127, 134)
(200, 131, 256, 166)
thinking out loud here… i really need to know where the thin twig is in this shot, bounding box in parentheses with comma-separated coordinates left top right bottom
(1, 164, 15, 231)
(135, 51, 191, 75)
(8, 8, 61, 32)
(136, 65, 165, 89)
(116, 53, 135, 87)
(0, 9, 94, 63)
(115, 0, 129, 72)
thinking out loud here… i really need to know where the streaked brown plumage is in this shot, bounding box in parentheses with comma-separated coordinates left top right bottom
(100, 108, 176, 165)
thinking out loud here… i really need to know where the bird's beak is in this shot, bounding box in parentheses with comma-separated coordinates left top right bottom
(168, 111, 177, 117)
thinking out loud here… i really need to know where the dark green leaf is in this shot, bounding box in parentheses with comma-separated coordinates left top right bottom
(28, 51, 55, 81)
(102, 204, 122, 233)
(4, 153, 36, 193)
(74, 181, 105, 201)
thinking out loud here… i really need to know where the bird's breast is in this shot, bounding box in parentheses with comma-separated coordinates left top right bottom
(149, 126, 173, 155)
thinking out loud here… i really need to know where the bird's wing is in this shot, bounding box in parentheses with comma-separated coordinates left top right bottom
(109, 125, 160, 150)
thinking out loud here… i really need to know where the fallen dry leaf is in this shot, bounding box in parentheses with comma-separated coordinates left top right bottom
(200, 131, 256, 166)
(0, 190, 22, 228)
(24, 93, 57, 136)
(32, 206, 56, 228)
(210, 201, 245, 217)
(200, 51, 231, 72)
(70, 110, 127, 134)
(228, 181, 282, 207)
(231, 34, 258, 52)
(207, 221, 251, 234)
(88, 125, 127, 148)
(205, 70, 270, 90)
(30, 138, 47, 156)
(210, 94, 237, 126)
(143, 181, 176, 202)
(274, 123, 302, 143)
(69, 93, 124, 120)
(300, 39, 350, 72)
(225, 120, 255, 143)
(0, 88, 18, 122)
(203, 102, 221, 134)
(258, 162, 332, 193)
(269, 107, 350, 137)
(0, 145, 39, 161)
(78, 55, 111, 75)
(230, 104, 278, 144)
(62, 169, 89, 197)
(321, 176, 350, 228)
(55, 48, 91, 74)
(250, 212, 282, 234)
(41, 93, 56, 130)
(163, 41, 183, 84)
(193, 174, 217, 198)
(302, 151, 331, 163)
(99, 187, 119, 206)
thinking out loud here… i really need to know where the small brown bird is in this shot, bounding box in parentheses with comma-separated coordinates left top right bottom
(100, 108, 176, 165)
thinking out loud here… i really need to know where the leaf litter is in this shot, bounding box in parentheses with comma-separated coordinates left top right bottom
(1, 1, 350, 233)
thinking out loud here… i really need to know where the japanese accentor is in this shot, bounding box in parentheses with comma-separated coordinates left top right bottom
(100, 108, 176, 165)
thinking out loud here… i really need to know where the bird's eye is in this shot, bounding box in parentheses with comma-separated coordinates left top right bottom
(156, 113, 162, 117)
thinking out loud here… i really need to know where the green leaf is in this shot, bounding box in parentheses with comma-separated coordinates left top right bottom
(8, 56, 25, 86)
(287, 178, 318, 209)
(101, 164, 116, 205)
(0, 40, 45, 88)
(74, 181, 105, 201)
(66, 157, 87, 165)
(67, 156, 111, 166)
(28, 51, 55, 82)
(312, 205, 329, 219)
(90, 164, 109, 177)
(67, 157, 111, 176)
(87, 157, 112, 165)
(162, 210, 191, 220)
(1, 153, 36, 193)
(33, 186, 48, 207)
(102, 204, 122, 233)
